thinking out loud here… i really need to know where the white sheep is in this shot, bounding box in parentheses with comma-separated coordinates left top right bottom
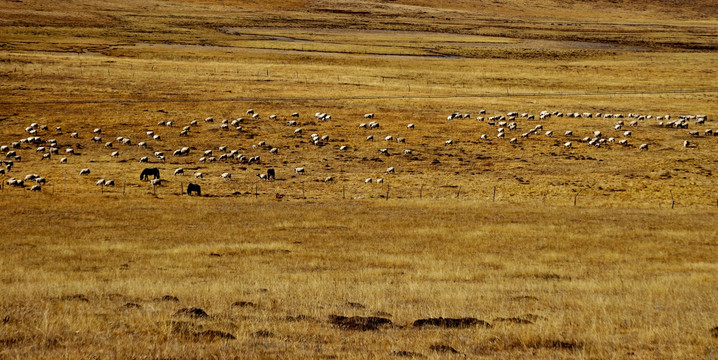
(295, 167, 305, 175)
(80, 168, 90, 175)
(174, 168, 184, 176)
(385, 167, 395, 174)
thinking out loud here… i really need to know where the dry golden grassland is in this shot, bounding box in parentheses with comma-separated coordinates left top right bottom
(1, 0, 718, 358)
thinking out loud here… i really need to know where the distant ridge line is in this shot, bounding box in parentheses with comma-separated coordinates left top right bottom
(2, 88, 717, 105)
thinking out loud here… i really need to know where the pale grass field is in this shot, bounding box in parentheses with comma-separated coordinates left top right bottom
(1, 0, 718, 358)
(1, 196, 717, 358)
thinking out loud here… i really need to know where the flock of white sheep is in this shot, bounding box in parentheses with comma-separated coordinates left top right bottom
(1, 107, 713, 194)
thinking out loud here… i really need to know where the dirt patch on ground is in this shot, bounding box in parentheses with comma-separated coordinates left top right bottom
(413, 317, 492, 329)
(329, 315, 392, 331)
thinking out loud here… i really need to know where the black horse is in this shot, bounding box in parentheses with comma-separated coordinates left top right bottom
(140, 168, 160, 180)
(267, 168, 275, 180)
(187, 183, 201, 196)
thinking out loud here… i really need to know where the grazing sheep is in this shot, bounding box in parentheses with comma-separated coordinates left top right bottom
(295, 167, 305, 175)
(407, 123, 415, 129)
(70, 132, 78, 138)
(104, 180, 114, 186)
(194, 172, 203, 179)
(564, 130, 573, 136)
(445, 139, 453, 145)
(174, 168, 184, 176)
(269, 148, 278, 154)
(41, 153, 51, 160)
(683, 140, 690, 148)
(623, 131, 632, 137)
(377, 178, 384, 184)
(339, 145, 348, 151)
(480, 134, 488, 140)
(257, 173, 267, 180)
(80, 168, 90, 175)
(639, 144, 648, 151)
(60, 157, 67, 163)
(139, 156, 149, 163)
(402, 149, 412, 155)
(205, 117, 214, 122)
(65, 148, 75, 154)
(509, 137, 518, 144)
(545, 131, 553, 137)
(93, 128, 101, 134)
(96, 179, 106, 186)
(384, 135, 393, 141)
(153, 135, 161, 141)
(294, 128, 303, 135)
(366, 135, 374, 141)
(220, 172, 231, 180)
(564, 142, 572, 148)
(385, 167, 395, 174)
(365, 178, 372, 184)
(291, 112, 299, 117)
(364, 113, 374, 119)
(618, 139, 628, 146)
(324, 176, 333, 182)
(378, 148, 389, 156)
(110, 151, 119, 158)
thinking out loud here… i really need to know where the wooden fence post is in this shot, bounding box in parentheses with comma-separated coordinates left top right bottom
(670, 190, 675, 209)
(493, 186, 496, 202)
(456, 186, 461, 199)
(419, 184, 423, 199)
(386, 185, 389, 200)
(574, 188, 584, 206)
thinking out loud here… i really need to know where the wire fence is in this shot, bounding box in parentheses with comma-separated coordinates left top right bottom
(2, 176, 717, 209)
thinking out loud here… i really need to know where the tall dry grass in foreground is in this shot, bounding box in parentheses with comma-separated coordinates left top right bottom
(1, 195, 717, 358)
